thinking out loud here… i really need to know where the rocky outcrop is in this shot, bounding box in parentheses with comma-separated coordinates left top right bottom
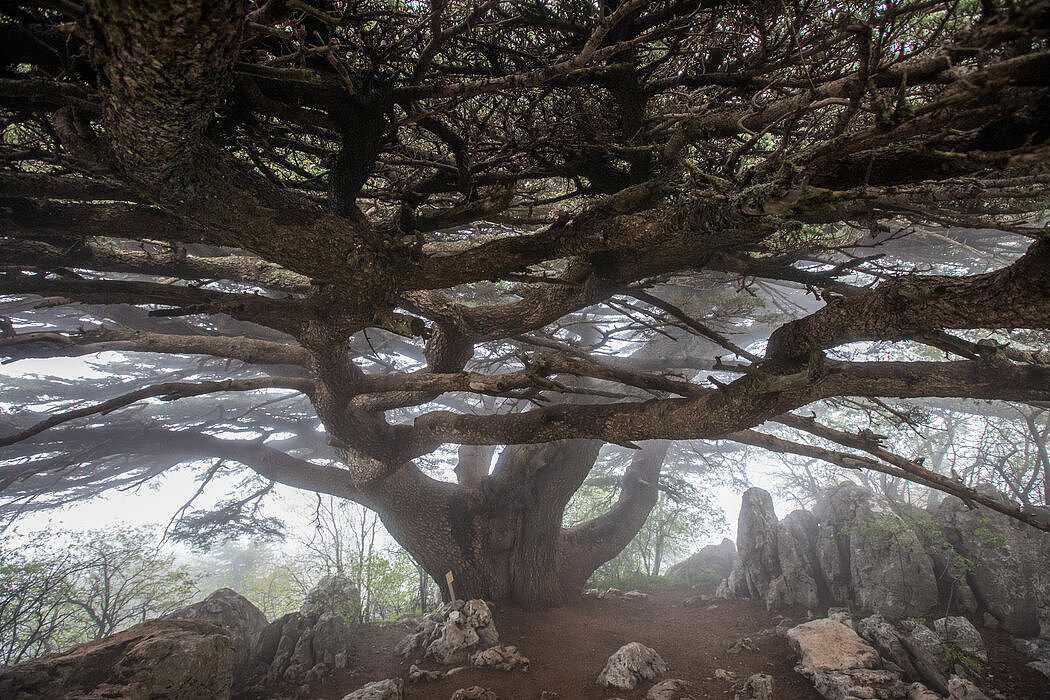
(252, 574, 359, 684)
(719, 483, 1050, 632)
(934, 488, 1050, 637)
(0, 618, 233, 700)
(167, 587, 268, 685)
(596, 641, 668, 690)
(665, 537, 736, 593)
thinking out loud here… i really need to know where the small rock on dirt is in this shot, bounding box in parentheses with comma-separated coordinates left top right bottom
(341, 677, 404, 700)
(450, 686, 498, 699)
(646, 677, 697, 699)
(741, 672, 774, 700)
(596, 641, 669, 690)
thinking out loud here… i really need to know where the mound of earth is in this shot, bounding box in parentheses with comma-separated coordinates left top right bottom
(233, 585, 1045, 699)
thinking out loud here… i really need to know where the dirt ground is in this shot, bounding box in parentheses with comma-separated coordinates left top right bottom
(241, 585, 1049, 700)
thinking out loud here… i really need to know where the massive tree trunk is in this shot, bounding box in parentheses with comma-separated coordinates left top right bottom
(349, 440, 663, 608)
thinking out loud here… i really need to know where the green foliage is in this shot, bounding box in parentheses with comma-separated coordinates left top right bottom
(940, 637, 982, 674)
(566, 463, 727, 589)
(0, 525, 199, 663)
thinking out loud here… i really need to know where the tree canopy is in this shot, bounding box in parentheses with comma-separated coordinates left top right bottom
(2, 0, 1049, 605)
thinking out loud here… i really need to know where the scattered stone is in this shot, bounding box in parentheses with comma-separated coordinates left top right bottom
(682, 594, 707, 607)
(713, 668, 737, 682)
(857, 614, 948, 695)
(741, 672, 775, 700)
(341, 677, 404, 700)
(646, 677, 696, 699)
(408, 664, 446, 683)
(623, 590, 650, 600)
(395, 599, 500, 666)
(601, 587, 625, 598)
(596, 642, 668, 690)
(0, 619, 233, 700)
(947, 676, 990, 699)
(167, 587, 268, 686)
(726, 636, 755, 654)
(583, 588, 601, 598)
(539, 691, 559, 699)
(469, 644, 530, 671)
(743, 671, 776, 700)
(450, 686, 498, 700)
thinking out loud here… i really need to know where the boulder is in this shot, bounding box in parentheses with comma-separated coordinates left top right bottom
(787, 618, 905, 700)
(665, 538, 736, 594)
(167, 587, 268, 685)
(301, 573, 362, 625)
(0, 618, 232, 700)
(787, 619, 881, 673)
(596, 642, 668, 690)
(341, 677, 404, 700)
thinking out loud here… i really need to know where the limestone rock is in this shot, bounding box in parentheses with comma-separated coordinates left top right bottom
(936, 488, 1050, 637)
(167, 587, 268, 686)
(735, 487, 782, 599)
(341, 677, 404, 700)
(741, 672, 775, 700)
(645, 677, 696, 699)
(907, 682, 943, 700)
(450, 686, 498, 699)
(788, 618, 905, 700)
(666, 538, 736, 594)
(0, 618, 233, 700)
(395, 599, 500, 667)
(596, 642, 668, 690)
(469, 644, 529, 671)
(787, 619, 881, 673)
(816, 483, 938, 619)
(301, 573, 362, 625)
(769, 510, 822, 610)
(932, 617, 986, 663)
(947, 676, 990, 699)
(812, 668, 905, 700)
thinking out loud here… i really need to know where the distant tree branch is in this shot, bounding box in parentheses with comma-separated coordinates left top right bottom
(0, 327, 308, 366)
(0, 377, 313, 448)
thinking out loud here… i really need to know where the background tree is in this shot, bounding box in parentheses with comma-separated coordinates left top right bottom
(0, 526, 198, 662)
(2, 0, 1050, 607)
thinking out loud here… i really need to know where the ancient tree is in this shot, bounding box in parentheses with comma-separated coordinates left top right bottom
(2, 1, 1049, 606)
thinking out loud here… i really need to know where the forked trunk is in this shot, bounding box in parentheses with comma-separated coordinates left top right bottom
(356, 441, 666, 608)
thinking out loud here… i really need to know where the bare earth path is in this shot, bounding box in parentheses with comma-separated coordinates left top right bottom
(244, 585, 1047, 699)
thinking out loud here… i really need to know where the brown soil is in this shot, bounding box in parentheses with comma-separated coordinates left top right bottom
(241, 585, 1049, 700)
